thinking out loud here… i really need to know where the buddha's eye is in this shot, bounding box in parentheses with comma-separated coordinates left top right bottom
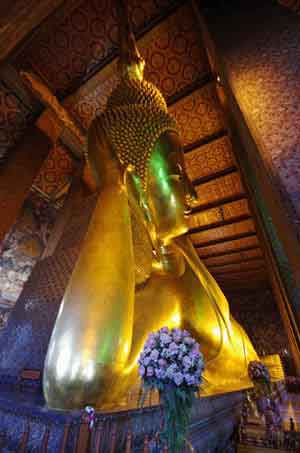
(169, 174, 182, 182)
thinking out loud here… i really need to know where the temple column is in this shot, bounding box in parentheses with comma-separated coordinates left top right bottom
(191, 0, 300, 372)
(0, 126, 51, 246)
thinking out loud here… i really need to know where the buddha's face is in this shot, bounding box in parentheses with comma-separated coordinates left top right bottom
(145, 132, 198, 245)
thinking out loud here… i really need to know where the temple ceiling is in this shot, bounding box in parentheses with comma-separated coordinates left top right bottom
(0, 0, 270, 305)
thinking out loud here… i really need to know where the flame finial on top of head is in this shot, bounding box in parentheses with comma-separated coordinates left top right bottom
(116, 0, 145, 81)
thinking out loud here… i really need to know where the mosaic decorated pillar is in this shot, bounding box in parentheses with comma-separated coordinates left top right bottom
(0, 126, 51, 245)
(0, 193, 97, 382)
(196, 0, 300, 369)
(200, 1, 300, 278)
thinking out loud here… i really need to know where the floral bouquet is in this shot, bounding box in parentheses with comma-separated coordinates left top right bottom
(138, 327, 204, 452)
(248, 360, 270, 384)
(82, 406, 95, 430)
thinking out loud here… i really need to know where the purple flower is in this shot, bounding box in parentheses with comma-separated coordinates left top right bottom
(184, 336, 195, 345)
(174, 372, 184, 386)
(139, 365, 145, 377)
(184, 373, 195, 386)
(155, 368, 166, 380)
(182, 330, 190, 337)
(161, 348, 170, 358)
(150, 349, 159, 361)
(169, 342, 178, 350)
(160, 333, 172, 345)
(183, 355, 192, 369)
(147, 366, 154, 377)
(166, 364, 177, 379)
(195, 366, 203, 378)
(146, 338, 157, 348)
(143, 356, 151, 366)
(158, 358, 167, 368)
(160, 327, 169, 334)
(179, 344, 187, 354)
(172, 328, 182, 343)
(138, 327, 204, 392)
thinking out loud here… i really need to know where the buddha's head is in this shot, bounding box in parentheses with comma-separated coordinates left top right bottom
(87, 69, 198, 247)
(145, 131, 197, 244)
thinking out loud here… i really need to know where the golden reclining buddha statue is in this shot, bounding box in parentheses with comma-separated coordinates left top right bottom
(43, 7, 257, 410)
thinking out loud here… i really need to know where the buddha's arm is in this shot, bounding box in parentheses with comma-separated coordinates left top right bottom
(43, 119, 136, 409)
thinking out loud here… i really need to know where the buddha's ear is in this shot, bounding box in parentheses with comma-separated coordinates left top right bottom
(123, 166, 145, 210)
(124, 166, 160, 252)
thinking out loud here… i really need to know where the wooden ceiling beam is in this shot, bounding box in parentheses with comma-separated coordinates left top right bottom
(194, 231, 257, 249)
(192, 166, 237, 187)
(207, 256, 264, 269)
(184, 129, 228, 154)
(0, 0, 66, 63)
(198, 245, 261, 260)
(191, 193, 247, 215)
(219, 280, 269, 292)
(189, 213, 251, 234)
(168, 72, 214, 106)
(212, 264, 266, 276)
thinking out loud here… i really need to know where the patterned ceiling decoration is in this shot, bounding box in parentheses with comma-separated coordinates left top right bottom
(191, 218, 256, 245)
(184, 135, 235, 182)
(212, 259, 265, 276)
(32, 143, 74, 202)
(204, 248, 263, 267)
(140, 3, 210, 101)
(169, 83, 225, 147)
(64, 65, 119, 130)
(197, 235, 260, 258)
(193, 173, 244, 208)
(14, 0, 182, 98)
(64, 2, 210, 130)
(188, 199, 251, 230)
(0, 81, 33, 161)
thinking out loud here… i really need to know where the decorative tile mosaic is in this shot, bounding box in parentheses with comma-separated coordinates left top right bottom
(0, 194, 96, 378)
(184, 135, 234, 182)
(64, 2, 210, 130)
(188, 199, 250, 230)
(229, 288, 289, 356)
(0, 81, 33, 161)
(0, 192, 57, 305)
(140, 3, 209, 101)
(14, 0, 182, 97)
(197, 235, 259, 258)
(204, 248, 263, 267)
(206, 2, 300, 224)
(169, 83, 225, 147)
(191, 218, 255, 245)
(32, 143, 74, 200)
(194, 172, 244, 208)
